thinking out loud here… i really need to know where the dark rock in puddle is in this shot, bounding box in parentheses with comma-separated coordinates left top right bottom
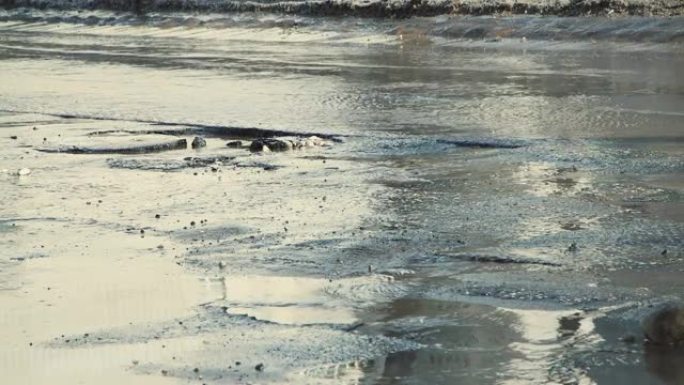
(38, 139, 188, 154)
(226, 140, 243, 148)
(191, 137, 207, 149)
(642, 304, 684, 346)
(250, 138, 293, 153)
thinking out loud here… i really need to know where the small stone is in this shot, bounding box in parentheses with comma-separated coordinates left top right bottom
(161, 370, 168, 376)
(17, 168, 31, 176)
(10, 135, 17, 140)
(140, 229, 145, 234)
(155, 214, 161, 219)
(190, 221, 196, 226)
(193, 368, 199, 373)
(226, 140, 243, 148)
(567, 242, 578, 252)
(661, 249, 668, 256)
(250, 138, 292, 153)
(191, 137, 207, 149)
(255, 363, 264, 372)
(218, 261, 226, 269)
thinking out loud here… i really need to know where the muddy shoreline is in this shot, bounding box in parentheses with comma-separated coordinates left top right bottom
(3, 0, 684, 17)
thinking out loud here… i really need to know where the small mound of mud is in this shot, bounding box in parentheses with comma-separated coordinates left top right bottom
(38, 139, 188, 154)
(445, 253, 562, 267)
(437, 138, 528, 149)
(106, 156, 282, 171)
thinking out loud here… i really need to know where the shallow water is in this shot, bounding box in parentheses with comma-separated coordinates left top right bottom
(0, 10, 683, 385)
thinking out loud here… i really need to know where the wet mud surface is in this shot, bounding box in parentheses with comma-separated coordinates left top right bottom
(1, 10, 683, 385)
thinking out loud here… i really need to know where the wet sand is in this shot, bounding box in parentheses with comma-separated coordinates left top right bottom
(1, 11, 684, 385)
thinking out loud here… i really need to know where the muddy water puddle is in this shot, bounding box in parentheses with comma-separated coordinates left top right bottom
(1, 11, 683, 385)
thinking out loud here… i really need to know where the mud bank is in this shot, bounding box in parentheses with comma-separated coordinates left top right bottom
(3, 0, 684, 16)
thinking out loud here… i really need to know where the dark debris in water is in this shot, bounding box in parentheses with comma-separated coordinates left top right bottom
(446, 253, 562, 267)
(436, 138, 528, 149)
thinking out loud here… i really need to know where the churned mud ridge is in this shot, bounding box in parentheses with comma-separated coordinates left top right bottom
(0, 109, 342, 141)
(107, 155, 233, 170)
(437, 138, 528, 149)
(89, 124, 343, 142)
(106, 156, 283, 171)
(37, 138, 188, 154)
(4, 0, 684, 16)
(446, 253, 563, 267)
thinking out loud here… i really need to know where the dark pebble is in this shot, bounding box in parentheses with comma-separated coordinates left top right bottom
(191, 137, 207, 149)
(255, 363, 264, 372)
